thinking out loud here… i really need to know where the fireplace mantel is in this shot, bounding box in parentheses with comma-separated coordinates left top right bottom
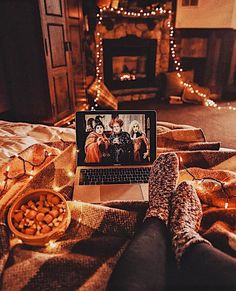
(100, 10, 169, 30)
(101, 10, 169, 20)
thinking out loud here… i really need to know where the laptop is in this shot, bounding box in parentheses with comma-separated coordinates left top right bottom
(73, 110, 156, 203)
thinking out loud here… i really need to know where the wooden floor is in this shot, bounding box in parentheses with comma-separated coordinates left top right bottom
(119, 99, 236, 149)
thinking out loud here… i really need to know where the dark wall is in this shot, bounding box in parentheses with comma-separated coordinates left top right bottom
(0, 50, 10, 113)
(174, 28, 236, 95)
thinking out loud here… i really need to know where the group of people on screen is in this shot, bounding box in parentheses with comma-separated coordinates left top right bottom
(84, 115, 150, 164)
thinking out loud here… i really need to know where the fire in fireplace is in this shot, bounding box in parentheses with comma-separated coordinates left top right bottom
(103, 35, 157, 91)
(112, 55, 146, 81)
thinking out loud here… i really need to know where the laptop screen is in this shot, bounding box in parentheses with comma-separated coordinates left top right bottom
(76, 110, 156, 166)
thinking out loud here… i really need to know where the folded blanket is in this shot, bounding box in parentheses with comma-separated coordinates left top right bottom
(157, 121, 221, 151)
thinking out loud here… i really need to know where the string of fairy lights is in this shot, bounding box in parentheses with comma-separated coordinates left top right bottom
(0, 150, 56, 196)
(93, 4, 236, 111)
(179, 156, 235, 209)
(0, 139, 74, 197)
(1, 6, 235, 249)
(93, 6, 171, 110)
(0, 140, 78, 249)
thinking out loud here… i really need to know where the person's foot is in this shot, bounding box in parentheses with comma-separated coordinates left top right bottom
(170, 181, 211, 264)
(144, 152, 179, 225)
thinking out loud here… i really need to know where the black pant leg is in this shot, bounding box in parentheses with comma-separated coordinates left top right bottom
(107, 218, 169, 291)
(180, 242, 236, 291)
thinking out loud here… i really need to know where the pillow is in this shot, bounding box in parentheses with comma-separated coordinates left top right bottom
(165, 70, 194, 99)
(87, 79, 118, 110)
(182, 82, 211, 104)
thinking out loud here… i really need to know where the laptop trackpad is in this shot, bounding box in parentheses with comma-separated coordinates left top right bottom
(100, 184, 143, 201)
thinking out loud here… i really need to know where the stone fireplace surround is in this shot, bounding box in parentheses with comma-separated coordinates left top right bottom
(96, 14, 170, 101)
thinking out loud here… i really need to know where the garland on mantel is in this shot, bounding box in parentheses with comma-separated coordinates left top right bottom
(92, 5, 236, 112)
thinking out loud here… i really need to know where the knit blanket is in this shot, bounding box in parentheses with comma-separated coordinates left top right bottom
(1, 123, 236, 290)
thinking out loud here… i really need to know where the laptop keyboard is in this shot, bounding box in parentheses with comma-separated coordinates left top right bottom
(79, 167, 151, 185)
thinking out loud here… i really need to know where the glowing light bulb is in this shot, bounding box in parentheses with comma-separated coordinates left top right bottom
(225, 202, 229, 209)
(197, 183, 203, 191)
(67, 171, 74, 178)
(47, 240, 57, 250)
(53, 186, 61, 192)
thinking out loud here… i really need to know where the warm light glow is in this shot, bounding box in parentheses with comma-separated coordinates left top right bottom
(53, 186, 61, 192)
(1, 150, 56, 195)
(182, 164, 232, 211)
(10, 237, 23, 248)
(95, 5, 170, 111)
(16, 238, 23, 244)
(195, 180, 203, 191)
(67, 171, 74, 178)
(166, 12, 235, 112)
(95, 6, 236, 112)
(47, 240, 57, 250)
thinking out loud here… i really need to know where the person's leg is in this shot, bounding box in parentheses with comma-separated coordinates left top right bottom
(107, 218, 169, 291)
(108, 153, 179, 291)
(170, 181, 236, 291)
(181, 242, 236, 291)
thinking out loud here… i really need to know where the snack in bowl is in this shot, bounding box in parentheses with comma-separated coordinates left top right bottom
(7, 189, 71, 246)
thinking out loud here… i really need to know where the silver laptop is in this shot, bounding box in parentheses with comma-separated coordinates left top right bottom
(73, 110, 156, 203)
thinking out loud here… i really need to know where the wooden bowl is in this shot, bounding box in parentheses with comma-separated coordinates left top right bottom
(7, 189, 71, 246)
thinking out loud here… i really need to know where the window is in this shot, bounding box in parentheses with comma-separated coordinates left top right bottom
(182, 0, 199, 6)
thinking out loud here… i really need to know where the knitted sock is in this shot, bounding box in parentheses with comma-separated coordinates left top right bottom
(170, 181, 211, 265)
(144, 152, 179, 225)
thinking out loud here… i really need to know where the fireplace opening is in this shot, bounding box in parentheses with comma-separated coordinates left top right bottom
(112, 55, 147, 81)
(103, 36, 157, 91)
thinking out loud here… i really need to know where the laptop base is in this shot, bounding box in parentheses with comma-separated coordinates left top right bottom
(73, 169, 149, 203)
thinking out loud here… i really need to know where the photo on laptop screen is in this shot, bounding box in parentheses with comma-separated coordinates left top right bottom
(76, 111, 156, 166)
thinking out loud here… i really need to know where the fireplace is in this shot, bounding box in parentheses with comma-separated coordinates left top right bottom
(103, 35, 157, 91)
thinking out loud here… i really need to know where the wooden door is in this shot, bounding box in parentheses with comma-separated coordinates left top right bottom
(65, 0, 87, 110)
(38, 0, 75, 123)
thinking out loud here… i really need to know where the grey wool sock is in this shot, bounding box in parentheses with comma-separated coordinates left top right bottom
(145, 152, 179, 225)
(170, 181, 211, 265)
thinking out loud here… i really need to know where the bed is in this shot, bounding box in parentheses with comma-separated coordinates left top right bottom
(0, 120, 236, 290)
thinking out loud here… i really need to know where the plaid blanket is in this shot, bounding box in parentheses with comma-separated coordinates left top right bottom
(157, 121, 221, 151)
(0, 201, 145, 291)
(1, 126, 236, 290)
